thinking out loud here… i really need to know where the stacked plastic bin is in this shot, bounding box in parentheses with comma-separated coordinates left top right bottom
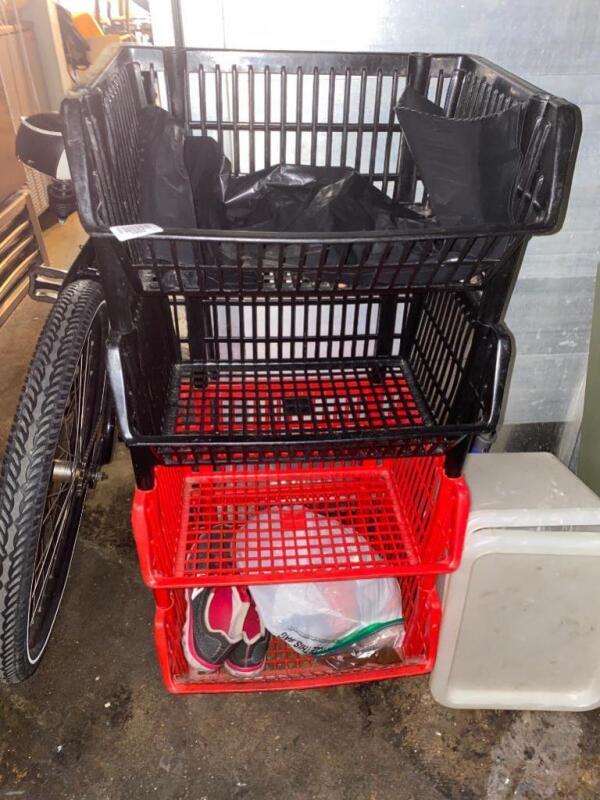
(63, 47, 580, 693)
(133, 458, 470, 691)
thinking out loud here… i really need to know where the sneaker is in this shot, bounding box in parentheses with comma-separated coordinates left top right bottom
(224, 597, 270, 678)
(182, 586, 251, 672)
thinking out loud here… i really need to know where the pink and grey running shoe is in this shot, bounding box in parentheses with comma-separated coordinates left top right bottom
(182, 586, 251, 672)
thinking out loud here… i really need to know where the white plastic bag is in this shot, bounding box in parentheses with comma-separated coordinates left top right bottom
(236, 506, 404, 657)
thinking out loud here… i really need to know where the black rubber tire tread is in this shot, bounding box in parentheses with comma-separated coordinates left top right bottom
(0, 280, 105, 684)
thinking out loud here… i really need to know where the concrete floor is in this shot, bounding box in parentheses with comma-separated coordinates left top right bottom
(1, 222, 600, 800)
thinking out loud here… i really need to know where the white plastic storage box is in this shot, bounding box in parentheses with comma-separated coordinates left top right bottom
(430, 452, 600, 711)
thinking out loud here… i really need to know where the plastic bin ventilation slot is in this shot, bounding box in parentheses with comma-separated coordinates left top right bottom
(154, 576, 440, 693)
(132, 456, 469, 587)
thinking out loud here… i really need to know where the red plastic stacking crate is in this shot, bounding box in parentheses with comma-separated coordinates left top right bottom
(132, 456, 469, 588)
(154, 576, 441, 693)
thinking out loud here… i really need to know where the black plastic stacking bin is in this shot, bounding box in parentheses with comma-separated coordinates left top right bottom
(61, 46, 580, 482)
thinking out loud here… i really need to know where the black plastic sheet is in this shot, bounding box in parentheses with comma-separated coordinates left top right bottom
(138, 107, 432, 290)
(139, 106, 196, 232)
(187, 153, 432, 288)
(212, 162, 425, 234)
(136, 99, 521, 291)
(140, 108, 427, 240)
(395, 86, 523, 226)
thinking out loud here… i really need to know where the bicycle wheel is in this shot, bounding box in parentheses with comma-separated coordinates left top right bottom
(0, 279, 112, 683)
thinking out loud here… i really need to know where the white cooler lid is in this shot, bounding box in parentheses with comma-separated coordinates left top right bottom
(464, 452, 600, 532)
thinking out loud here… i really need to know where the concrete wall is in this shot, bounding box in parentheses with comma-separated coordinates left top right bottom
(151, 0, 600, 437)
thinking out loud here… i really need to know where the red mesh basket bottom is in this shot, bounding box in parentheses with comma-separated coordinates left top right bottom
(154, 577, 440, 693)
(178, 467, 418, 583)
(132, 458, 469, 588)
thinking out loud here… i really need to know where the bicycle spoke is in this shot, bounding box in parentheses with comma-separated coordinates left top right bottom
(40, 485, 68, 529)
(31, 483, 76, 615)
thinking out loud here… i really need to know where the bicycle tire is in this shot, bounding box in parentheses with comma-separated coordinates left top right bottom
(0, 279, 110, 683)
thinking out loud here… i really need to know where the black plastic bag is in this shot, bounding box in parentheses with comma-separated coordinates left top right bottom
(182, 133, 427, 236)
(184, 134, 229, 230)
(138, 106, 209, 290)
(395, 85, 523, 227)
(138, 106, 196, 232)
(136, 107, 433, 291)
(219, 163, 425, 234)
(181, 140, 434, 289)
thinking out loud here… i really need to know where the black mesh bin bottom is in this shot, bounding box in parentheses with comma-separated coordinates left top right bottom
(165, 359, 430, 439)
(144, 357, 484, 466)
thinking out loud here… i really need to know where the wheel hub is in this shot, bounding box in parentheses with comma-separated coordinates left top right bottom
(52, 459, 78, 482)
